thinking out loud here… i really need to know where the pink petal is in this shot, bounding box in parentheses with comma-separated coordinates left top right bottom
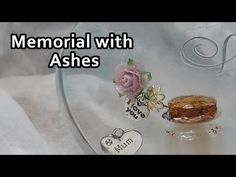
(131, 75, 139, 92)
(122, 74, 133, 88)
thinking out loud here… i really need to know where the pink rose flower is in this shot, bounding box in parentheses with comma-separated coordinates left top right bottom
(114, 60, 150, 98)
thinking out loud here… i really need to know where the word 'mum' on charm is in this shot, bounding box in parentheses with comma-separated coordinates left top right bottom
(100, 128, 143, 155)
(124, 96, 150, 121)
(111, 137, 134, 154)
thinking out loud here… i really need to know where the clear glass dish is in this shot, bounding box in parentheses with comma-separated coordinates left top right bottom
(56, 22, 236, 154)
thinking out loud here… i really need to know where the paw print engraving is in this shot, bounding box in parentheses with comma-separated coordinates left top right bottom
(105, 139, 113, 146)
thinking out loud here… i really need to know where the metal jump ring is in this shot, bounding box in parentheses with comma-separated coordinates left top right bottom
(112, 128, 125, 139)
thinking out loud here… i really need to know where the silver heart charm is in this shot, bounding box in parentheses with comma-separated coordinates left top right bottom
(124, 95, 150, 121)
(100, 128, 143, 155)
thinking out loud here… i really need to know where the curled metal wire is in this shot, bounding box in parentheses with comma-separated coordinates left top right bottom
(180, 34, 236, 73)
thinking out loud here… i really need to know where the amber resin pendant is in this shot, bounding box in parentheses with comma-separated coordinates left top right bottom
(162, 95, 221, 141)
(162, 95, 217, 124)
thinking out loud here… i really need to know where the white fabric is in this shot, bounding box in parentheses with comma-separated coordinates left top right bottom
(0, 89, 50, 154)
(0, 74, 84, 154)
(0, 22, 76, 77)
(0, 22, 84, 154)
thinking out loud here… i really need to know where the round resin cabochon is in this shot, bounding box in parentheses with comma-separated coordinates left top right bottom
(57, 23, 236, 154)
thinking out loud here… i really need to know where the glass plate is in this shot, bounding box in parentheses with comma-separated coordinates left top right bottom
(56, 22, 236, 154)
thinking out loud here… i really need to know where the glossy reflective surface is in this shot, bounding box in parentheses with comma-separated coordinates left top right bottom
(57, 23, 236, 154)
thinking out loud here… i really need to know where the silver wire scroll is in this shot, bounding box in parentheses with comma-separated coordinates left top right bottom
(180, 34, 236, 73)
